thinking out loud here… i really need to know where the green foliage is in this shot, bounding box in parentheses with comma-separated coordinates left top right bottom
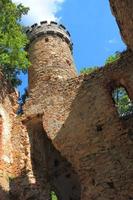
(113, 87, 133, 116)
(0, 0, 30, 86)
(105, 52, 120, 65)
(80, 53, 133, 117)
(106, 52, 133, 117)
(51, 191, 58, 200)
(80, 66, 98, 75)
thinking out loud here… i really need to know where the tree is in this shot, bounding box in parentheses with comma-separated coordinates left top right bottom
(113, 87, 133, 117)
(0, 0, 30, 86)
(17, 88, 28, 115)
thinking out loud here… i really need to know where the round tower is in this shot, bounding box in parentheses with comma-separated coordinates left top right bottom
(26, 21, 77, 93)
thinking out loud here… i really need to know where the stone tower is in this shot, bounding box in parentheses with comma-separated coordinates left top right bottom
(24, 22, 81, 200)
(26, 21, 77, 96)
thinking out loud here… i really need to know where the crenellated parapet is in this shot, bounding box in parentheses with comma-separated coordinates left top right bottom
(26, 21, 73, 51)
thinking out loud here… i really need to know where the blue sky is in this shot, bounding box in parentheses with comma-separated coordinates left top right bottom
(15, 0, 126, 94)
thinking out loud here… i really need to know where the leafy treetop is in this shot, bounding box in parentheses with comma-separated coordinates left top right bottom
(0, 0, 30, 69)
(0, 0, 30, 87)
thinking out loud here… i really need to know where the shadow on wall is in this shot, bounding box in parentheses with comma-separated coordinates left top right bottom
(25, 117, 81, 200)
(7, 116, 81, 200)
(0, 186, 9, 200)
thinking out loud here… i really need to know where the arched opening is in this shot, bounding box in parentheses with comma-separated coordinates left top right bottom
(112, 87, 133, 117)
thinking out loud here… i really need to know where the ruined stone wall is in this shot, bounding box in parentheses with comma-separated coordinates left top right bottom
(25, 43, 133, 200)
(24, 116, 81, 200)
(43, 50, 133, 200)
(0, 73, 50, 200)
(109, 0, 133, 50)
(24, 2, 133, 198)
(0, 72, 14, 199)
(24, 15, 133, 199)
(0, 2, 132, 198)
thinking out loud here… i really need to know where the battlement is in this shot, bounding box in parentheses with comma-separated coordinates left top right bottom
(26, 21, 73, 51)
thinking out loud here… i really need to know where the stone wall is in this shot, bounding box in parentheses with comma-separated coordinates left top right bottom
(43, 50, 133, 200)
(0, 1, 133, 198)
(24, 116, 81, 200)
(24, 2, 133, 198)
(24, 15, 133, 199)
(109, 0, 133, 50)
(25, 40, 133, 200)
(0, 73, 48, 200)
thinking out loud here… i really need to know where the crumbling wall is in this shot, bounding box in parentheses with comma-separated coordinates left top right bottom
(24, 20, 133, 200)
(43, 50, 133, 200)
(23, 116, 81, 200)
(109, 0, 133, 50)
(0, 2, 133, 199)
(24, 50, 133, 200)
(0, 73, 43, 199)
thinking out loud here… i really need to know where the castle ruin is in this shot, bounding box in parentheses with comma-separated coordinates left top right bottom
(0, 1, 133, 199)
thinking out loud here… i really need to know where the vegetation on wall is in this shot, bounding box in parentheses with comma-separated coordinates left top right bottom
(80, 52, 121, 75)
(80, 52, 133, 117)
(80, 66, 98, 75)
(0, 0, 30, 86)
(105, 52, 120, 65)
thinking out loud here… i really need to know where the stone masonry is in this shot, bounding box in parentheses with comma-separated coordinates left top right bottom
(0, 1, 133, 199)
(109, 0, 133, 51)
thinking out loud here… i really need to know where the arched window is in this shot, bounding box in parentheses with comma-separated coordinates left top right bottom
(112, 87, 133, 117)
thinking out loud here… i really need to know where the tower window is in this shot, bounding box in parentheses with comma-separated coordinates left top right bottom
(45, 38, 49, 42)
(112, 87, 133, 117)
(66, 59, 71, 66)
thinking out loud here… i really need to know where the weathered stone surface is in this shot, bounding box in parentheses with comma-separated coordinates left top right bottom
(23, 17, 133, 199)
(0, 73, 49, 199)
(109, 0, 133, 50)
(25, 19, 133, 199)
(0, 4, 133, 198)
(51, 50, 133, 199)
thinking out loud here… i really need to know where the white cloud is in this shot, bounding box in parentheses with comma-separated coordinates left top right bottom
(12, 0, 65, 25)
(108, 38, 117, 44)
